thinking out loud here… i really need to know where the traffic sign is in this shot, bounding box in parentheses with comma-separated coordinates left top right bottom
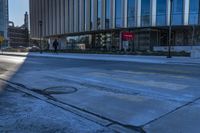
(122, 32, 135, 41)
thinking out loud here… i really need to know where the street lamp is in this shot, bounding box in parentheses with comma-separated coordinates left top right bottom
(167, 0, 173, 58)
(39, 20, 43, 54)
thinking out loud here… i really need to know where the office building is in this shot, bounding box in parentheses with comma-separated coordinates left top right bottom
(30, 0, 200, 52)
(8, 12, 29, 48)
(0, 0, 8, 46)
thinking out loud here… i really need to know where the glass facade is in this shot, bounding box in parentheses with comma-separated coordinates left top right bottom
(0, 0, 8, 38)
(115, 0, 123, 28)
(172, 0, 183, 25)
(127, 0, 135, 27)
(32, 0, 200, 52)
(141, 0, 150, 26)
(105, 0, 111, 29)
(156, 0, 167, 26)
(189, 0, 200, 25)
(0, 0, 4, 35)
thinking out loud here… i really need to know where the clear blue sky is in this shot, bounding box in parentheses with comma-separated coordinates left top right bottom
(9, 0, 29, 26)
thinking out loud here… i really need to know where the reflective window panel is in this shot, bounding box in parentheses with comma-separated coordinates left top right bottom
(141, 0, 150, 26)
(127, 0, 136, 27)
(156, 0, 167, 26)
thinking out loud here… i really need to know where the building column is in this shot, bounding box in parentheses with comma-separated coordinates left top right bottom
(60, 0, 65, 34)
(136, 0, 141, 27)
(74, 0, 79, 32)
(52, 0, 56, 35)
(101, 0, 106, 30)
(92, 0, 98, 31)
(45, 0, 49, 36)
(69, 0, 74, 33)
(41, 0, 45, 36)
(184, 0, 189, 25)
(111, 0, 115, 28)
(38, 0, 42, 37)
(166, 0, 171, 26)
(64, 0, 69, 33)
(151, 0, 156, 26)
(123, 0, 128, 28)
(56, 0, 60, 35)
(79, 0, 85, 32)
(85, 0, 91, 31)
(29, 0, 33, 37)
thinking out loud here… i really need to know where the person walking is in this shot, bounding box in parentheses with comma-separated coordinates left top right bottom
(53, 39, 59, 53)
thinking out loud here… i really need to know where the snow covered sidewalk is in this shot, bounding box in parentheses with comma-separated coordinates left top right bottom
(1, 52, 200, 65)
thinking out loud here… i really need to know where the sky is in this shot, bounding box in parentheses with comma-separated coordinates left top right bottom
(9, 0, 29, 26)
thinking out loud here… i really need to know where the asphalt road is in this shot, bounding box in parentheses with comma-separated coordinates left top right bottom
(0, 55, 200, 133)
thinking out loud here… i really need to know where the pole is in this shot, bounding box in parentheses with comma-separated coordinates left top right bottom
(0, 41, 1, 53)
(167, 0, 173, 58)
(39, 20, 43, 54)
(192, 24, 195, 46)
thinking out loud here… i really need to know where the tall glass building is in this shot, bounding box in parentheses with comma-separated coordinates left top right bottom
(30, 0, 200, 52)
(0, 0, 8, 44)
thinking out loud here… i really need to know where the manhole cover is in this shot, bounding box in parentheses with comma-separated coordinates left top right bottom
(44, 86, 77, 95)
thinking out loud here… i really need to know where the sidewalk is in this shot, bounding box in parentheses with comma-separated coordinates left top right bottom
(1, 52, 200, 65)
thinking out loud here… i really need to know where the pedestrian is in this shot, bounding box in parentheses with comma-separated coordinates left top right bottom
(53, 39, 59, 53)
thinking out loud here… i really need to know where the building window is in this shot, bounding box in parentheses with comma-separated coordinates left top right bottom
(156, 0, 167, 26)
(79, 0, 84, 31)
(85, 0, 89, 30)
(127, 0, 135, 27)
(97, 0, 101, 29)
(172, 0, 183, 25)
(90, 0, 94, 30)
(74, 0, 79, 32)
(115, 0, 123, 28)
(189, 0, 200, 25)
(141, 0, 150, 26)
(105, 0, 111, 29)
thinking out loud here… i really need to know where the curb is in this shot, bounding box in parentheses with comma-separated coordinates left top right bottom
(1, 53, 200, 65)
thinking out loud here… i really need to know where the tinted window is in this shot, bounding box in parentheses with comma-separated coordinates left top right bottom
(127, 0, 135, 27)
(189, 0, 200, 24)
(90, 0, 94, 30)
(115, 0, 123, 28)
(141, 0, 150, 26)
(156, 0, 167, 26)
(97, 0, 101, 29)
(172, 0, 183, 25)
(105, 0, 111, 29)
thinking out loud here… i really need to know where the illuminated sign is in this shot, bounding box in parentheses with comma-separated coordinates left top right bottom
(122, 32, 134, 41)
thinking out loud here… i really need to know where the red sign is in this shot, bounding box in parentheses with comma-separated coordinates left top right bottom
(122, 32, 135, 41)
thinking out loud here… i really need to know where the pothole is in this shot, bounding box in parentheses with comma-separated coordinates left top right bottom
(44, 86, 78, 95)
